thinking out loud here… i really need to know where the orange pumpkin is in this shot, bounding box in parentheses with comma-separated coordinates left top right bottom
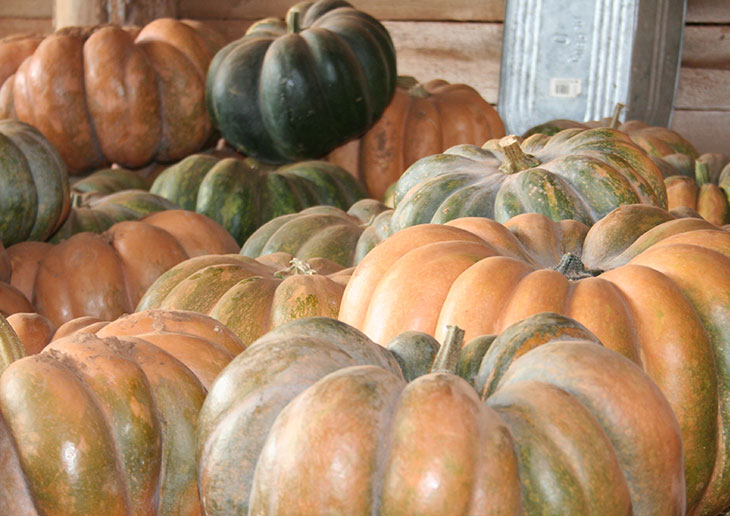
(338, 204, 730, 515)
(328, 77, 506, 200)
(27, 210, 238, 326)
(0, 19, 224, 174)
(0, 309, 244, 515)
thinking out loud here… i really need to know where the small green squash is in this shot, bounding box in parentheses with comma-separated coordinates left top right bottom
(150, 153, 367, 244)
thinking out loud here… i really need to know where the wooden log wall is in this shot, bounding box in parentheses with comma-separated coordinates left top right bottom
(0, 0, 728, 154)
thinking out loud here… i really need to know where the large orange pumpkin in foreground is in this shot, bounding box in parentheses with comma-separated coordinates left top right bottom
(0, 19, 224, 174)
(196, 314, 683, 515)
(339, 204, 730, 515)
(0, 309, 244, 515)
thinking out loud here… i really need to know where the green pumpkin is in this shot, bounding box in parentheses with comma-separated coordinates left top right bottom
(150, 154, 367, 244)
(0, 119, 70, 245)
(241, 198, 391, 267)
(196, 314, 683, 516)
(390, 128, 667, 231)
(70, 167, 148, 199)
(206, 0, 397, 163)
(48, 189, 179, 243)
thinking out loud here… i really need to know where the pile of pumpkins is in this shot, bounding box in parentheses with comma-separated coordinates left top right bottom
(0, 0, 729, 514)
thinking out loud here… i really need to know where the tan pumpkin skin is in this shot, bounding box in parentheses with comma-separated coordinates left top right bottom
(139, 254, 348, 347)
(7, 241, 55, 302)
(0, 34, 42, 90)
(666, 175, 729, 226)
(6, 312, 55, 354)
(0, 309, 243, 516)
(1, 19, 220, 174)
(198, 316, 683, 516)
(328, 79, 506, 200)
(338, 212, 730, 515)
(140, 210, 239, 257)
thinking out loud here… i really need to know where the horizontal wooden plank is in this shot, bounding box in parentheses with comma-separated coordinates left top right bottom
(671, 110, 730, 154)
(385, 21, 502, 104)
(178, 0, 505, 22)
(0, 18, 52, 39)
(192, 18, 254, 42)
(682, 25, 730, 68)
(675, 68, 730, 110)
(0, 0, 52, 19)
(686, 0, 730, 24)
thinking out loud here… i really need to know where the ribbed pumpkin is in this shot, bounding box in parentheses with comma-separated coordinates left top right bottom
(150, 153, 367, 244)
(5, 312, 55, 354)
(0, 119, 70, 245)
(665, 154, 730, 226)
(71, 167, 149, 198)
(137, 253, 351, 347)
(390, 127, 667, 231)
(206, 0, 397, 163)
(339, 203, 730, 515)
(241, 198, 391, 267)
(0, 312, 24, 374)
(0, 19, 224, 174)
(31, 211, 238, 326)
(0, 309, 244, 515)
(196, 314, 684, 516)
(524, 111, 700, 177)
(0, 240, 34, 316)
(48, 189, 179, 243)
(328, 76, 506, 200)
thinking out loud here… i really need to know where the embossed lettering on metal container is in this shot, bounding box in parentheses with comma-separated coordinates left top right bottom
(498, 0, 686, 135)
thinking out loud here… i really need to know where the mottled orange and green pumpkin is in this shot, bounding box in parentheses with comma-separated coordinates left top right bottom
(241, 198, 391, 267)
(390, 127, 667, 231)
(0, 309, 244, 516)
(338, 203, 730, 515)
(0, 19, 223, 175)
(665, 154, 730, 226)
(137, 253, 351, 347)
(196, 314, 684, 515)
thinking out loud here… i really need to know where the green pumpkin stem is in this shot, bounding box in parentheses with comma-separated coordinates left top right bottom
(554, 253, 602, 280)
(287, 10, 301, 33)
(695, 159, 711, 187)
(498, 136, 541, 174)
(608, 103, 625, 129)
(0, 314, 25, 375)
(431, 325, 465, 374)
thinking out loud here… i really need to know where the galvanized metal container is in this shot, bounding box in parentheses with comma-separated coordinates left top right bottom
(498, 0, 687, 135)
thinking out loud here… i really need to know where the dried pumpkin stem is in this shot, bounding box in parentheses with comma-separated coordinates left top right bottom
(609, 103, 625, 129)
(498, 136, 541, 174)
(554, 253, 602, 280)
(431, 325, 464, 374)
(274, 258, 317, 278)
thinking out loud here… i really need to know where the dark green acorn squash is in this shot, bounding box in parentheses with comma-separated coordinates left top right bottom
(390, 127, 667, 231)
(150, 153, 367, 244)
(205, 0, 397, 163)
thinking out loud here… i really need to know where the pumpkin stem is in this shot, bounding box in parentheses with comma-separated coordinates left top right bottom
(274, 258, 317, 278)
(287, 10, 301, 33)
(0, 314, 25, 375)
(498, 136, 541, 174)
(396, 75, 419, 89)
(695, 159, 711, 187)
(554, 253, 602, 280)
(431, 325, 465, 374)
(608, 103, 625, 129)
